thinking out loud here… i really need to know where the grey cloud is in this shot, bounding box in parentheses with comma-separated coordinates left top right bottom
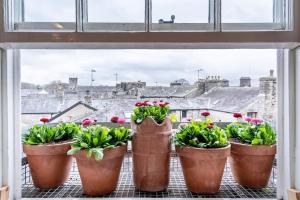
(21, 49, 276, 87)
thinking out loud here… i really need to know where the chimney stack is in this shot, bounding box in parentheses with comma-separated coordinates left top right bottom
(240, 77, 251, 87)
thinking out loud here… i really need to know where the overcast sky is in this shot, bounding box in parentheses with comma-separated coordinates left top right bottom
(24, 0, 274, 23)
(21, 1, 276, 86)
(21, 49, 277, 86)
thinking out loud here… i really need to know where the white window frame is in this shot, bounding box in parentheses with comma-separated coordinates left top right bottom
(221, 0, 287, 31)
(7, 0, 291, 32)
(0, 46, 298, 200)
(149, 0, 217, 32)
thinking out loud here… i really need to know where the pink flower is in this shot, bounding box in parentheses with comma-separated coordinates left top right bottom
(244, 117, 252, 122)
(111, 116, 119, 123)
(207, 124, 214, 129)
(201, 111, 210, 117)
(135, 102, 141, 107)
(40, 118, 49, 123)
(251, 118, 263, 124)
(117, 118, 126, 125)
(233, 113, 242, 118)
(164, 102, 170, 106)
(160, 100, 164, 102)
(81, 118, 93, 127)
(145, 101, 153, 106)
(187, 118, 192, 122)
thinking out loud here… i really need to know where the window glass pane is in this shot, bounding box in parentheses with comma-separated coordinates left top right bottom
(23, 0, 75, 22)
(152, 0, 210, 23)
(222, 0, 274, 23)
(88, 0, 144, 22)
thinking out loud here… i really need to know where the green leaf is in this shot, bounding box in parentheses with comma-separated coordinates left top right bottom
(67, 147, 81, 155)
(80, 142, 88, 148)
(170, 114, 177, 123)
(91, 148, 104, 160)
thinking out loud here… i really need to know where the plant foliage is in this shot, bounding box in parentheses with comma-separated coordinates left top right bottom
(225, 121, 276, 145)
(131, 100, 176, 124)
(174, 120, 229, 148)
(67, 125, 131, 160)
(23, 122, 81, 145)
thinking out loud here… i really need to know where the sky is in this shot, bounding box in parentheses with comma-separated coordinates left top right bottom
(24, 0, 274, 23)
(21, 1, 277, 86)
(21, 49, 277, 86)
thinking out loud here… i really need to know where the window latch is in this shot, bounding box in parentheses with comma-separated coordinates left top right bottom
(159, 15, 175, 24)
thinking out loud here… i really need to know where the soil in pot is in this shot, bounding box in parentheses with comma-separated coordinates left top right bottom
(131, 117, 172, 192)
(73, 144, 127, 196)
(176, 145, 230, 194)
(229, 141, 276, 189)
(23, 141, 72, 189)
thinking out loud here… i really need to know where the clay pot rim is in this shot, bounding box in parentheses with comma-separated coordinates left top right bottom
(73, 143, 128, 152)
(230, 141, 276, 155)
(176, 144, 230, 152)
(73, 143, 128, 161)
(230, 140, 276, 148)
(131, 116, 172, 127)
(23, 140, 72, 148)
(23, 140, 72, 155)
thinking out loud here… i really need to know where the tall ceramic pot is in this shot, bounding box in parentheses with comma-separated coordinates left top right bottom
(176, 145, 230, 194)
(229, 141, 276, 189)
(23, 141, 72, 189)
(73, 144, 127, 196)
(131, 117, 172, 192)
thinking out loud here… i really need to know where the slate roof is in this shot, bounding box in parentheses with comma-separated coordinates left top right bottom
(21, 86, 261, 117)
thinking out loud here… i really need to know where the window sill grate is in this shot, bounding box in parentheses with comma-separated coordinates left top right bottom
(22, 153, 277, 198)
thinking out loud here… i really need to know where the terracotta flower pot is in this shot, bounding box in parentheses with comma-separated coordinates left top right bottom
(176, 145, 230, 194)
(229, 141, 276, 189)
(73, 144, 127, 196)
(23, 142, 72, 189)
(131, 117, 172, 192)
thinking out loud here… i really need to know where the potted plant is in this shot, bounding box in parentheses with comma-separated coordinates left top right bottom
(174, 112, 230, 194)
(67, 117, 131, 196)
(131, 100, 176, 192)
(225, 113, 276, 188)
(23, 119, 81, 188)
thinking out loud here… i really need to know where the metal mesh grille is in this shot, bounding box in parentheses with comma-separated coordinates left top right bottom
(22, 152, 277, 198)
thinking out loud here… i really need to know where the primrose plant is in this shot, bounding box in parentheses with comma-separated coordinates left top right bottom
(23, 118, 82, 145)
(225, 113, 276, 145)
(131, 100, 177, 124)
(174, 112, 229, 148)
(67, 117, 131, 160)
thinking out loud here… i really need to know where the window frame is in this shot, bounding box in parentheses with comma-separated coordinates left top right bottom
(7, 0, 291, 32)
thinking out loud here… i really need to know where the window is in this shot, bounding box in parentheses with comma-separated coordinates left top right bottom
(14, 0, 76, 31)
(7, 0, 291, 32)
(84, 0, 146, 31)
(247, 112, 258, 118)
(221, 0, 286, 31)
(151, 0, 214, 31)
(182, 110, 187, 118)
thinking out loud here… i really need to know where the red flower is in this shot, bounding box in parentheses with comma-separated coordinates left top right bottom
(40, 118, 49, 123)
(233, 113, 243, 118)
(135, 102, 141, 107)
(159, 103, 165, 107)
(201, 111, 210, 117)
(111, 116, 119, 123)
